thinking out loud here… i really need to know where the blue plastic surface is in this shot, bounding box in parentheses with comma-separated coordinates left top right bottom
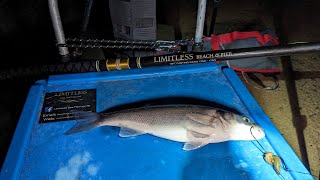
(0, 63, 313, 180)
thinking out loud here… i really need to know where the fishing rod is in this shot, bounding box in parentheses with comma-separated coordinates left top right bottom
(58, 38, 189, 51)
(1, 42, 320, 80)
(93, 42, 320, 71)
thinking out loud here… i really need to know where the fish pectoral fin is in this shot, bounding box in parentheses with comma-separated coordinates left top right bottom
(206, 109, 217, 116)
(219, 116, 230, 133)
(187, 113, 212, 125)
(187, 129, 210, 138)
(183, 142, 208, 150)
(119, 127, 146, 137)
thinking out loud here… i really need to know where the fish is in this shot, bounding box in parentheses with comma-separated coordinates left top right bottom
(65, 105, 265, 150)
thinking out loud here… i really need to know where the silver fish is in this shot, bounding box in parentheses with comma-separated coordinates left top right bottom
(66, 105, 265, 150)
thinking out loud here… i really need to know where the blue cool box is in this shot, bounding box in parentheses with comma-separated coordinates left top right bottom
(0, 63, 313, 179)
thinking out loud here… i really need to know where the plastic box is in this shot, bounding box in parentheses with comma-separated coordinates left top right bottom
(109, 0, 156, 40)
(0, 63, 313, 179)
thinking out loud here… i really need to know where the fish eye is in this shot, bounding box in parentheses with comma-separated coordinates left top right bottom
(242, 117, 251, 123)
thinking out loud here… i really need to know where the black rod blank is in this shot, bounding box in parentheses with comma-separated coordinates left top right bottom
(212, 42, 320, 60)
(124, 42, 320, 69)
(1, 42, 320, 80)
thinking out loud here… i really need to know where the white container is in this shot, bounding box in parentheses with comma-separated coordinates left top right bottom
(109, 0, 156, 40)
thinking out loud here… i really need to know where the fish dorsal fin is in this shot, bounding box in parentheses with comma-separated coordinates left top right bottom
(187, 129, 211, 138)
(183, 142, 209, 150)
(187, 113, 212, 125)
(119, 127, 146, 137)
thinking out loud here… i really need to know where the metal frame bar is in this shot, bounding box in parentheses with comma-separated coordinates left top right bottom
(48, 0, 69, 56)
(195, 0, 207, 44)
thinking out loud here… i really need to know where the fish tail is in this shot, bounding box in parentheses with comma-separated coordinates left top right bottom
(65, 111, 102, 135)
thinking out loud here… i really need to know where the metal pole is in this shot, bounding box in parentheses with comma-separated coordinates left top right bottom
(48, 0, 69, 56)
(81, 0, 94, 35)
(193, 0, 207, 51)
(209, 0, 221, 36)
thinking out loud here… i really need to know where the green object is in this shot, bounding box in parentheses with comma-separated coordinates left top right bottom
(273, 155, 282, 175)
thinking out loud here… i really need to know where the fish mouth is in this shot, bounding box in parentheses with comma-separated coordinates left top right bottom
(250, 125, 265, 140)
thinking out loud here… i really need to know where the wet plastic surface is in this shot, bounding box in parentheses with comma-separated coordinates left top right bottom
(0, 63, 313, 179)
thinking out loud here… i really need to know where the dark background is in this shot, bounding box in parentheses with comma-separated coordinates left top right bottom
(0, 0, 113, 168)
